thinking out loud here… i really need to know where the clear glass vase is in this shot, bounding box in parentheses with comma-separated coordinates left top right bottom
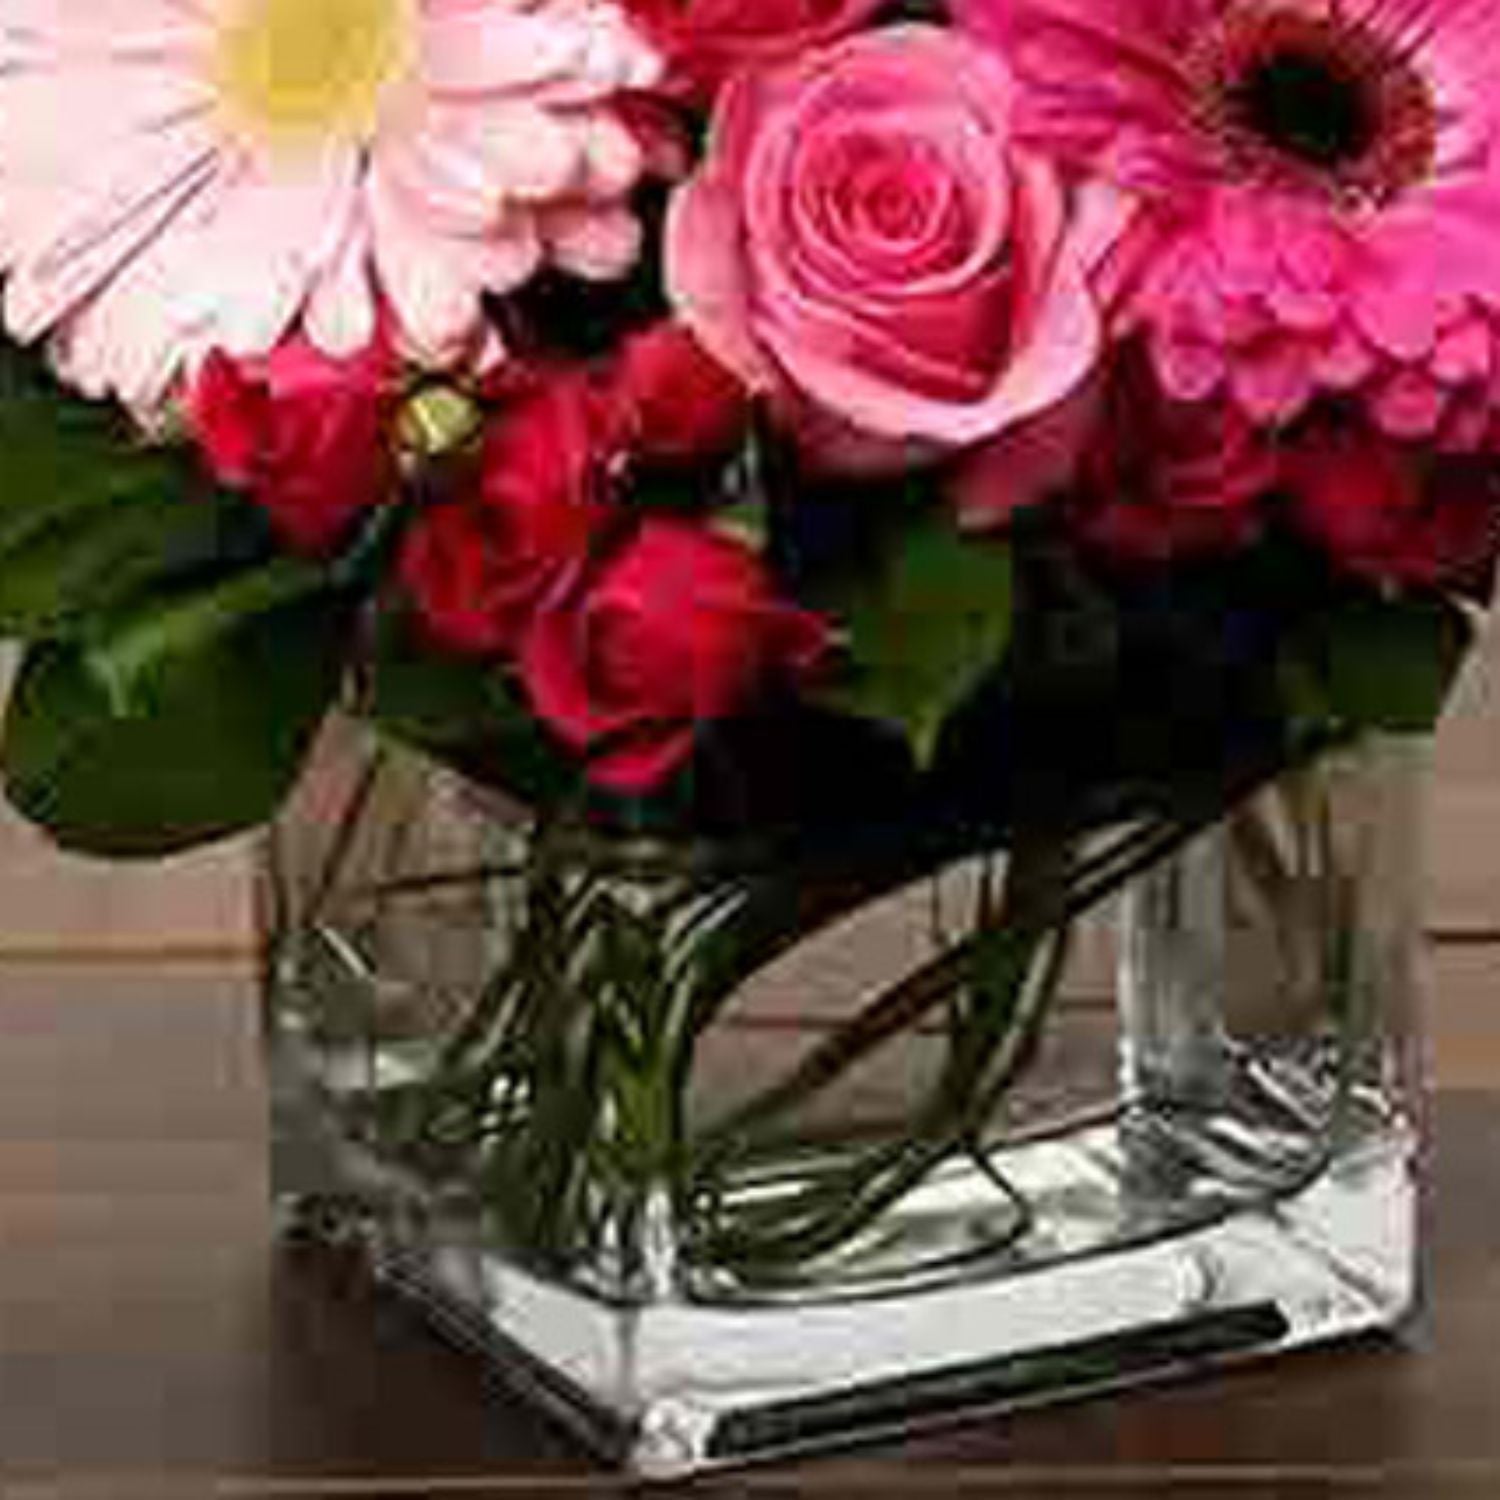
(258, 717, 1426, 1476)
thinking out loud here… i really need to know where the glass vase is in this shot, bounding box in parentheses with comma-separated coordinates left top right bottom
(258, 717, 1426, 1476)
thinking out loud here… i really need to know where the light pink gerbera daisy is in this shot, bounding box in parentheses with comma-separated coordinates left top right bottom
(955, 0, 1500, 448)
(0, 0, 661, 409)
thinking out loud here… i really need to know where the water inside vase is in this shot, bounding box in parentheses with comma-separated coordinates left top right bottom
(260, 724, 1421, 1472)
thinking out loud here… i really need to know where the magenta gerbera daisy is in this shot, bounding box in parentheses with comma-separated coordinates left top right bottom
(0, 0, 661, 410)
(955, 0, 1500, 448)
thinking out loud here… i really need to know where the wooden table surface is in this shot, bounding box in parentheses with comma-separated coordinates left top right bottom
(0, 625, 1498, 1497)
(0, 962, 1492, 1500)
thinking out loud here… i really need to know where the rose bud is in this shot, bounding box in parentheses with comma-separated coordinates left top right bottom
(398, 377, 623, 657)
(188, 334, 395, 557)
(519, 518, 831, 792)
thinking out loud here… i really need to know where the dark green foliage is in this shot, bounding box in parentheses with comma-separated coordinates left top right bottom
(1278, 590, 1472, 735)
(363, 602, 581, 808)
(818, 510, 1015, 763)
(0, 340, 336, 856)
(0, 342, 274, 635)
(2, 568, 351, 857)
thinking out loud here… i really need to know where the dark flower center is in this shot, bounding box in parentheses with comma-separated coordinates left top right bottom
(1231, 46, 1376, 168)
(1196, 8, 1437, 203)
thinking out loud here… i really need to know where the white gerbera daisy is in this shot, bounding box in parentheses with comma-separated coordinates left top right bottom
(0, 0, 661, 406)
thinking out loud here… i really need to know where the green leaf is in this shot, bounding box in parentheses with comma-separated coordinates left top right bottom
(1, 564, 351, 858)
(816, 512, 1015, 763)
(0, 340, 271, 636)
(0, 341, 194, 528)
(1279, 591, 1473, 735)
(366, 606, 578, 808)
(0, 485, 268, 637)
(81, 557, 326, 715)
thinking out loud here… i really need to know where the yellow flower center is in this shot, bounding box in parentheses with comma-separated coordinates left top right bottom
(214, 0, 415, 149)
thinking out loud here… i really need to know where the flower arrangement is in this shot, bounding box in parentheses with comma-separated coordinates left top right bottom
(2, 5, 1478, 1461)
(0, 0, 1489, 857)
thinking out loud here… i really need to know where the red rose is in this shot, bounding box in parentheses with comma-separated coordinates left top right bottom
(624, 0, 882, 103)
(608, 323, 749, 467)
(188, 335, 394, 556)
(399, 378, 622, 656)
(1279, 420, 1500, 589)
(520, 518, 830, 792)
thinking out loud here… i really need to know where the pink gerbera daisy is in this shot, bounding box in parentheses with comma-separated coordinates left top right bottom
(0, 0, 661, 409)
(955, 0, 1500, 448)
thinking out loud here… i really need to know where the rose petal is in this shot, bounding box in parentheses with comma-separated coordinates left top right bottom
(666, 162, 779, 391)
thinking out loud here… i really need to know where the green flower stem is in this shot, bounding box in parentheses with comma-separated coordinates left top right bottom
(683, 810, 1210, 1179)
(339, 721, 1361, 1284)
(686, 844, 1074, 1275)
(673, 740, 1353, 1278)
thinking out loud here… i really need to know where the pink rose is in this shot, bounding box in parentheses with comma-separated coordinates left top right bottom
(520, 518, 830, 791)
(399, 378, 621, 656)
(188, 335, 395, 557)
(623, 0, 881, 104)
(666, 25, 1109, 469)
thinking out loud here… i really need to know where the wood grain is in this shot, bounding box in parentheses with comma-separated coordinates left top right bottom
(0, 962, 1492, 1492)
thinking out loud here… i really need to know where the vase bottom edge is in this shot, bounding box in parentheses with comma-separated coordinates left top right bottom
(272, 1113, 1416, 1477)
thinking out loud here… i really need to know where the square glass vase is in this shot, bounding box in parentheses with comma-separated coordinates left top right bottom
(259, 718, 1426, 1477)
